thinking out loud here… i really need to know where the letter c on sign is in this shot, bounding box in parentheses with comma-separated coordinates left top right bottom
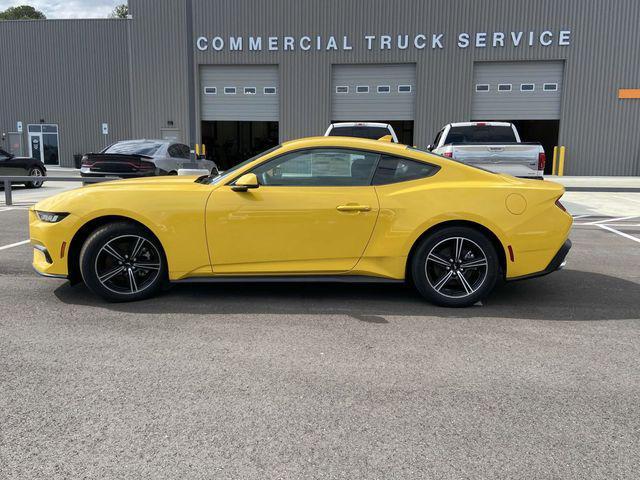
(196, 36, 208, 51)
(414, 34, 426, 49)
(300, 36, 311, 51)
(540, 31, 553, 46)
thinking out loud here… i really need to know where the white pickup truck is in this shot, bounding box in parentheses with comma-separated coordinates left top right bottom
(429, 122, 546, 178)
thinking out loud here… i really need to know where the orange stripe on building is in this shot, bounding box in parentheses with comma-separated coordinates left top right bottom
(618, 89, 640, 99)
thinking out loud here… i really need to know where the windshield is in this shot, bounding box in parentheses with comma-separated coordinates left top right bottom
(204, 145, 282, 184)
(446, 125, 517, 143)
(103, 141, 163, 156)
(328, 126, 390, 140)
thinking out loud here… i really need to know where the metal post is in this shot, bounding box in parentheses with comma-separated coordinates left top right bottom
(4, 179, 12, 206)
(552, 146, 559, 175)
(558, 146, 566, 176)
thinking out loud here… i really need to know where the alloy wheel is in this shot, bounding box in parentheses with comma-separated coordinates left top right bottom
(94, 235, 161, 295)
(425, 236, 488, 299)
(29, 168, 44, 188)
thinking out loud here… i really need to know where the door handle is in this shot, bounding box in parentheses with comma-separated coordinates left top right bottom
(336, 204, 371, 212)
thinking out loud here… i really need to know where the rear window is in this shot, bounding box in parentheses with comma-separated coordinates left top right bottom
(446, 125, 517, 143)
(103, 141, 163, 156)
(328, 126, 390, 141)
(373, 155, 439, 185)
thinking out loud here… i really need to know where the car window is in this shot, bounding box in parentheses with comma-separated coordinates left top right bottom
(168, 144, 191, 159)
(251, 148, 380, 187)
(103, 141, 163, 156)
(327, 126, 390, 141)
(0, 149, 10, 160)
(372, 155, 439, 185)
(179, 145, 192, 159)
(446, 126, 517, 143)
(433, 130, 443, 148)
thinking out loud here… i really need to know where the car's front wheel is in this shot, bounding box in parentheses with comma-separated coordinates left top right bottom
(411, 226, 499, 307)
(25, 167, 45, 188)
(79, 222, 167, 302)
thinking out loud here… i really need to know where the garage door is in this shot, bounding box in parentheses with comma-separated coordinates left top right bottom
(472, 61, 564, 120)
(200, 65, 279, 121)
(332, 64, 416, 121)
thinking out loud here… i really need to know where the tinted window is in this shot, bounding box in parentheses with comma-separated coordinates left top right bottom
(328, 126, 390, 141)
(168, 144, 190, 159)
(104, 141, 162, 156)
(373, 155, 438, 185)
(251, 148, 379, 187)
(445, 126, 517, 143)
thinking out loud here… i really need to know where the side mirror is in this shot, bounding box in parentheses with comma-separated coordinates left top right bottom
(426, 144, 434, 151)
(232, 173, 259, 192)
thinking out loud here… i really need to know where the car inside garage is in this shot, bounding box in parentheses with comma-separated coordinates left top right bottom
(471, 61, 564, 173)
(331, 64, 416, 145)
(200, 65, 280, 169)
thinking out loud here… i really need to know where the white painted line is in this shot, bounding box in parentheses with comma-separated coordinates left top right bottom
(0, 240, 30, 251)
(575, 223, 640, 227)
(598, 225, 640, 244)
(0, 207, 15, 212)
(572, 214, 590, 219)
(584, 216, 638, 225)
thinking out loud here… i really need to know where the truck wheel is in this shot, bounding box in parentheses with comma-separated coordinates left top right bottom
(79, 222, 167, 302)
(411, 226, 499, 307)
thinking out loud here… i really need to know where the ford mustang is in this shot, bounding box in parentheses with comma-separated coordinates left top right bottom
(29, 136, 572, 307)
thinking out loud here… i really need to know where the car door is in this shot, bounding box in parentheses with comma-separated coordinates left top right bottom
(0, 149, 26, 176)
(205, 148, 380, 274)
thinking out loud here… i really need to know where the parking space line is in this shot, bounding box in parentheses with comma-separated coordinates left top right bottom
(0, 240, 30, 251)
(598, 225, 640, 244)
(572, 214, 591, 219)
(584, 216, 638, 225)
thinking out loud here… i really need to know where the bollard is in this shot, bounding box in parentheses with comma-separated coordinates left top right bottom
(4, 179, 12, 206)
(552, 146, 559, 176)
(558, 146, 566, 176)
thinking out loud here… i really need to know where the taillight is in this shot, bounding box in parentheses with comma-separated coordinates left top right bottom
(555, 198, 567, 212)
(538, 152, 546, 171)
(442, 151, 453, 158)
(81, 155, 93, 167)
(138, 161, 156, 171)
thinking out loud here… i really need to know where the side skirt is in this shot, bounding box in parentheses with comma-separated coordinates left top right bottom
(172, 275, 404, 284)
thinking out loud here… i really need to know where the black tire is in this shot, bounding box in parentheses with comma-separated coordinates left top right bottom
(79, 222, 167, 302)
(25, 167, 45, 189)
(411, 226, 499, 307)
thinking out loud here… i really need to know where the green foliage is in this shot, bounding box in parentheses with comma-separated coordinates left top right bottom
(110, 4, 129, 19)
(0, 5, 46, 20)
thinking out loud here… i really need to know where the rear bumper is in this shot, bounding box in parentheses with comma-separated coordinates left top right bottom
(508, 239, 572, 282)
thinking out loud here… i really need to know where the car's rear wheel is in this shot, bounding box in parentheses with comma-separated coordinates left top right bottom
(411, 226, 499, 307)
(25, 167, 45, 188)
(79, 222, 167, 302)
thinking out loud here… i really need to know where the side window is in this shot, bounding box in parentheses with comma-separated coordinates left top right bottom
(372, 155, 439, 185)
(168, 144, 180, 158)
(250, 148, 380, 187)
(433, 130, 443, 148)
(179, 144, 191, 159)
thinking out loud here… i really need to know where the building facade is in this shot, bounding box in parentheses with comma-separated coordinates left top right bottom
(1, 0, 639, 174)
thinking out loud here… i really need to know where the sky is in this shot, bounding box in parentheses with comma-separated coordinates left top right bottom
(0, 1, 123, 19)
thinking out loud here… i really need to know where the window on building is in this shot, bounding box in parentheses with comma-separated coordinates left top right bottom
(377, 85, 391, 93)
(498, 84, 512, 92)
(335, 86, 349, 94)
(543, 83, 558, 92)
(244, 87, 257, 95)
(224, 87, 236, 95)
(520, 83, 535, 92)
(249, 148, 380, 186)
(372, 155, 439, 185)
(264, 87, 277, 95)
(204, 87, 217, 95)
(398, 85, 412, 93)
(356, 85, 369, 93)
(475, 84, 490, 92)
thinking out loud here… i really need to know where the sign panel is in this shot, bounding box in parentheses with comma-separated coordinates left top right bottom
(16, 121, 23, 133)
(102, 123, 109, 135)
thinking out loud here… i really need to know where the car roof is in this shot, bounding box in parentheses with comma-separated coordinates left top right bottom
(448, 121, 513, 127)
(330, 122, 391, 128)
(281, 135, 409, 154)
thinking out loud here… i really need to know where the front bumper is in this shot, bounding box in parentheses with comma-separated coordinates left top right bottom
(508, 239, 572, 282)
(30, 209, 76, 278)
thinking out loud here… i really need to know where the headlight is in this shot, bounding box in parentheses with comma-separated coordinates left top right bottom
(36, 211, 69, 223)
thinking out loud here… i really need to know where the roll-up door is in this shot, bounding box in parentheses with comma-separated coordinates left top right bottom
(332, 64, 416, 121)
(200, 65, 279, 121)
(472, 61, 564, 120)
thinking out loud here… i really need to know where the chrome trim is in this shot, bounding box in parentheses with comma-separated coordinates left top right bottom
(33, 243, 53, 264)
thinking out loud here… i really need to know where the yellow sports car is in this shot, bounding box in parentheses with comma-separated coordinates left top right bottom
(30, 136, 572, 307)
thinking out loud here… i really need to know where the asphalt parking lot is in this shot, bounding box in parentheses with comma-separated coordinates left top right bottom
(1, 192, 639, 478)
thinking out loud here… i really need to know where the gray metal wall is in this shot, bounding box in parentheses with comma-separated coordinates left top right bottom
(186, 0, 640, 175)
(0, 19, 132, 167)
(472, 61, 564, 120)
(332, 64, 416, 121)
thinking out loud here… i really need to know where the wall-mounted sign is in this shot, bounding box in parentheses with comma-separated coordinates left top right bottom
(16, 121, 23, 133)
(102, 123, 109, 135)
(196, 30, 571, 52)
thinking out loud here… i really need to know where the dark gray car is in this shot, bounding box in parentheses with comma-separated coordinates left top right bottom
(80, 140, 218, 179)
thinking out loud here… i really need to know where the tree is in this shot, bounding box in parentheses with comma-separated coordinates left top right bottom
(109, 3, 129, 19)
(0, 5, 46, 20)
